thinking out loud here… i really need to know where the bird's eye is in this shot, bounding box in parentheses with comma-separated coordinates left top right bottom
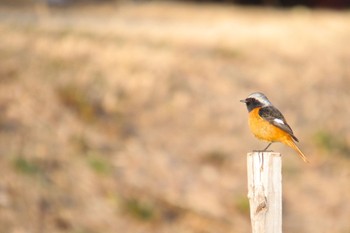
(245, 98, 252, 105)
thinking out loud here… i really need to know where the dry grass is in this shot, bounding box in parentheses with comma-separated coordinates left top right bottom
(1, 2, 350, 233)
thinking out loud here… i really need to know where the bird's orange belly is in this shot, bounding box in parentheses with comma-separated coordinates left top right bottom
(248, 108, 290, 142)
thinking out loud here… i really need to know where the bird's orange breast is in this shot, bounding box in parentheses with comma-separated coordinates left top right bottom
(248, 107, 291, 142)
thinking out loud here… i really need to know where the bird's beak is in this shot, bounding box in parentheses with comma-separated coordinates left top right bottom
(240, 99, 247, 103)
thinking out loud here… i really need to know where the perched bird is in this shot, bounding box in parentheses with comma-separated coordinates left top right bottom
(240, 92, 309, 163)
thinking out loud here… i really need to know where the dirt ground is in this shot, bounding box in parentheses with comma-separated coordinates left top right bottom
(0, 2, 350, 233)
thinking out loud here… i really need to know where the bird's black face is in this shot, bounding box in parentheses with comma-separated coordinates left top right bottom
(240, 97, 264, 112)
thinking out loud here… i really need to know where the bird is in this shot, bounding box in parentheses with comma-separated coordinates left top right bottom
(240, 92, 309, 163)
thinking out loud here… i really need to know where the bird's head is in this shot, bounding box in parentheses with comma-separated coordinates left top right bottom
(240, 92, 272, 112)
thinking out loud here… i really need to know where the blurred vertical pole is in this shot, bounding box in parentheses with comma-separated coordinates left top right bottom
(247, 152, 282, 233)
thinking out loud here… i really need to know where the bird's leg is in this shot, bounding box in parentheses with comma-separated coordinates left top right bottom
(259, 143, 273, 171)
(253, 143, 273, 153)
(263, 143, 272, 151)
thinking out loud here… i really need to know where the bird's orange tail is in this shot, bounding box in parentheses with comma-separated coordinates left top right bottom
(284, 138, 309, 163)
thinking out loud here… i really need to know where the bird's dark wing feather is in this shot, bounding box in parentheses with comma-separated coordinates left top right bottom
(259, 106, 299, 142)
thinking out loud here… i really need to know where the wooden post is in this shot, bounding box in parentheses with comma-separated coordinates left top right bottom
(247, 152, 282, 233)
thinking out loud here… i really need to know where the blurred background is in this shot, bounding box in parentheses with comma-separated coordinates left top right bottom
(1, 0, 350, 232)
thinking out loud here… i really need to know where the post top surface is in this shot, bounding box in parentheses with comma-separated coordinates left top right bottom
(247, 151, 281, 157)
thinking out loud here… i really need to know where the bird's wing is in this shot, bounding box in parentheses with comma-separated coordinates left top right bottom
(259, 106, 299, 142)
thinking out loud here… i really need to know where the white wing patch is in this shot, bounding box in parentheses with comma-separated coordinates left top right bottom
(273, 118, 285, 125)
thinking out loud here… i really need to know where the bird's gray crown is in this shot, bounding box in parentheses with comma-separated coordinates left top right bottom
(247, 92, 272, 106)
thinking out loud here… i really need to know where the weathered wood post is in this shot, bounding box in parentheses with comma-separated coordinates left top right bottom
(247, 152, 282, 233)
